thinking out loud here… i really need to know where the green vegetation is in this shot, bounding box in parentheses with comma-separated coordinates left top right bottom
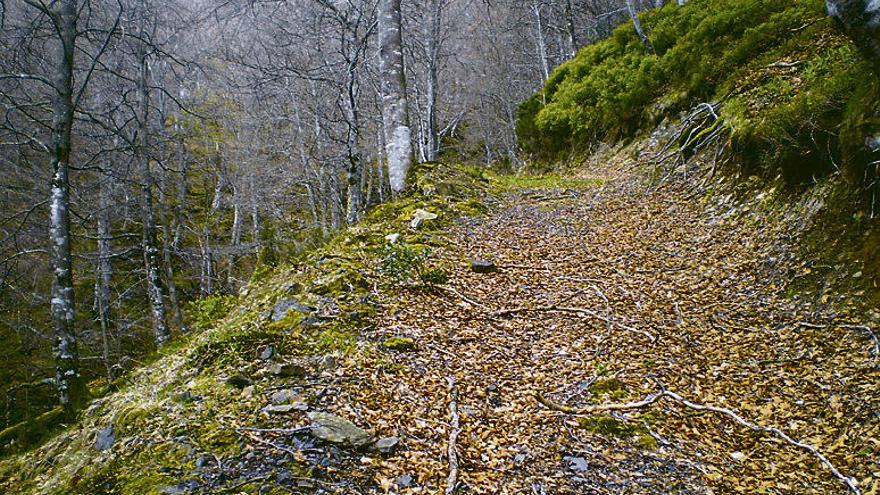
(517, 0, 879, 189)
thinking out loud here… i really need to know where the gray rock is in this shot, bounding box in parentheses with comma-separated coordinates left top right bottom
(225, 374, 252, 389)
(94, 425, 115, 451)
(268, 361, 308, 378)
(470, 259, 497, 273)
(270, 389, 302, 404)
(563, 456, 589, 472)
(259, 345, 274, 360)
(271, 298, 314, 322)
(317, 354, 337, 370)
(375, 436, 400, 454)
(308, 411, 374, 448)
(396, 474, 413, 488)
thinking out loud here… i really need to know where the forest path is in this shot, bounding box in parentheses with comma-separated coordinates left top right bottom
(340, 168, 878, 494)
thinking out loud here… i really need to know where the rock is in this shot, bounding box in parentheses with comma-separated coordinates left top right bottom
(410, 208, 438, 229)
(225, 374, 252, 389)
(94, 425, 115, 451)
(385, 233, 401, 244)
(259, 345, 274, 360)
(563, 456, 589, 473)
(271, 389, 303, 404)
(317, 354, 337, 371)
(396, 474, 413, 488)
(195, 454, 208, 468)
(158, 479, 200, 494)
(308, 411, 374, 448)
(268, 361, 308, 378)
(263, 403, 307, 414)
(374, 436, 400, 454)
(271, 298, 314, 322)
(383, 337, 415, 351)
(470, 259, 497, 273)
(241, 385, 255, 399)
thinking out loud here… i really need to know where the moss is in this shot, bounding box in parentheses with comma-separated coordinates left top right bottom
(382, 337, 416, 351)
(579, 415, 658, 450)
(588, 377, 625, 395)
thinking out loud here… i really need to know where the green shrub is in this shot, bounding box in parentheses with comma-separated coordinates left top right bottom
(381, 243, 449, 287)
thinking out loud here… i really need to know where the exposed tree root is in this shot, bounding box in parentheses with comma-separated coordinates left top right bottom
(535, 390, 860, 495)
(445, 376, 461, 495)
(491, 305, 657, 343)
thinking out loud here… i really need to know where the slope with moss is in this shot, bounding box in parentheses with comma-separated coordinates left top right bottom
(517, 0, 878, 186)
(0, 162, 491, 495)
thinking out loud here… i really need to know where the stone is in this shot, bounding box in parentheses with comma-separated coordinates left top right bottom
(271, 389, 302, 404)
(470, 259, 497, 273)
(395, 474, 413, 488)
(271, 298, 314, 322)
(374, 436, 400, 454)
(383, 337, 416, 351)
(259, 345, 274, 360)
(563, 456, 589, 472)
(317, 354, 337, 371)
(410, 208, 438, 229)
(268, 361, 308, 378)
(225, 374, 252, 389)
(385, 233, 401, 244)
(308, 411, 374, 448)
(241, 385, 255, 399)
(94, 425, 115, 451)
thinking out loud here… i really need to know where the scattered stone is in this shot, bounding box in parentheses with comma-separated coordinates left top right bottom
(383, 337, 416, 351)
(564, 456, 589, 473)
(225, 374, 252, 389)
(410, 208, 438, 229)
(195, 454, 208, 468)
(157, 479, 200, 494)
(268, 361, 308, 378)
(513, 452, 527, 464)
(461, 407, 480, 415)
(241, 385, 255, 399)
(259, 345, 274, 360)
(271, 389, 303, 404)
(308, 411, 374, 448)
(470, 259, 497, 273)
(94, 425, 115, 451)
(385, 233, 401, 244)
(374, 436, 400, 454)
(395, 474, 413, 488)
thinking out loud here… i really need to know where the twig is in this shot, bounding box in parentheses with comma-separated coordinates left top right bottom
(490, 305, 656, 343)
(438, 284, 487, 308)
(445, 376, 461, 495)
(535, 390, 860, 494)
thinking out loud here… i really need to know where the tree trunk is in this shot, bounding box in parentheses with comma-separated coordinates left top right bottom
(826, 0, 880, 71)
(344, 66, 363, 225)
(96, 170, 114, 380)
(533, 0, 551, 81)
(378, 0, 414, 193)
(563, 0, 578, 57)
(48, 0, 87, 419)
(626, 0, 654, 53)
(424, 0, 442, 161)
(136, 34, 171, 347)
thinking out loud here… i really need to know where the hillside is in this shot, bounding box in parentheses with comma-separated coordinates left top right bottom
(1, 0, 879, 494)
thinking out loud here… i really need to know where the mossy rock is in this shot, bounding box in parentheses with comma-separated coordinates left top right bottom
(382, 337, 416, 351)
(310, 270, 370, 296)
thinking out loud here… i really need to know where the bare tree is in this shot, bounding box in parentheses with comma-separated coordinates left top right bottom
(379, 0, 413, 193)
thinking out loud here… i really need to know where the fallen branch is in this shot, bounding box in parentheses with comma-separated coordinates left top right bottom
(535, 390, 860, 494)
(491, 304, 656, 343)
(445, 376, 461, 495)
(438, 284, 487, 309)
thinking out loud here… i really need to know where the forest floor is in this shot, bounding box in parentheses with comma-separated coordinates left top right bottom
(320, 159, 880, 494)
